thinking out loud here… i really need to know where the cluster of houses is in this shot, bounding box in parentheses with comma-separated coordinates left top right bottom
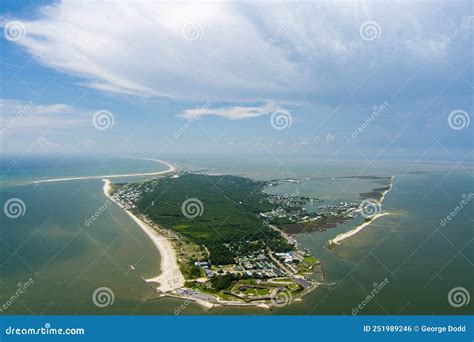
(317, 201, 360, 218)
(274, 251, 300, 264)
(193, 252, 291, 280)
(112, 184, 153, 210)
(267, 178, 308, 186)
(194, 261, 214, 278)
(260, 198, 363, 225)
(236, 254, 287, 278)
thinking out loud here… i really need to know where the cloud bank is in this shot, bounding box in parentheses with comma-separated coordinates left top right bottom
(5, 0, 470, 104)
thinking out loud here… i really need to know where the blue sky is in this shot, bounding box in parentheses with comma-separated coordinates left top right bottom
(0, 0, 472, 162)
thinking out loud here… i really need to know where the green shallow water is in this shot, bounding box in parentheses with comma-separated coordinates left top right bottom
(0, 157, 472, 315)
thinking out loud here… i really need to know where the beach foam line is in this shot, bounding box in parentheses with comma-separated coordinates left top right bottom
(33, 158, 176, 184)
(329, 176, 395, 246)
(103, 179, 184, 293)
(329, 212, 390, 246)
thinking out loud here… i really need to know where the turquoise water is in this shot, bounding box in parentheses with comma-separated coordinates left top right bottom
(0, 155, 472, 315)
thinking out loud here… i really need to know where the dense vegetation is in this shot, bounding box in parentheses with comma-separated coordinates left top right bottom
(211, 274, 238, 290)
(134, 174, 293, 264)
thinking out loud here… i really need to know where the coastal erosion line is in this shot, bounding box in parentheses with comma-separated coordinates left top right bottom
(33, 158, 177, 184)
(102, 178, 185, 293)
(328, 176, 394, 247)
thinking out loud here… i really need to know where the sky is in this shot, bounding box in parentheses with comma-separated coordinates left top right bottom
(0, 0, 472, 162)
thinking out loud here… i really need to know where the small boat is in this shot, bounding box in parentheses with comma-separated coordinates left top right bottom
(129, 265, 135, 271)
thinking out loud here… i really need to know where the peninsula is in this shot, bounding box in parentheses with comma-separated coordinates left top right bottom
(106, 173, 321, 308)
(104, 165, 395, 308)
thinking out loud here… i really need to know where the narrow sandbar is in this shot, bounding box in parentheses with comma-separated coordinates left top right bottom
(34, 157, 176, 184)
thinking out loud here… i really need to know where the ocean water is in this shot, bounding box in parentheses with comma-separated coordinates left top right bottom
(0, 155, 472, 315)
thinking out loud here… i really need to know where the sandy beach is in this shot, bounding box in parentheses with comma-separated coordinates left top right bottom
(34, 157, 176, 184)
(329, 176, 394, 246)
(103, 178, 184, 293)
(329, 212, 390, 246)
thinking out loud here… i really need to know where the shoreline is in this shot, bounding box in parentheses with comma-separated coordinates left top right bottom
(328, 176, 394, 246)
(103, 179, 185, 293)
(34, 158, 176, 184)
(329, 212, 391, 246)
(104, 170, 321, 309)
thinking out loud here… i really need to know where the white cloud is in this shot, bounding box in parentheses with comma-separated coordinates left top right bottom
(0, 99, 87, 133)
(179, 101, 286, 120)
(5, 1, 468, 103)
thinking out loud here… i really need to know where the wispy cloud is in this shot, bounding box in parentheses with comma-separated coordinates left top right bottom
(0, 99, 87, 133)
(178, 102, 288, 120)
